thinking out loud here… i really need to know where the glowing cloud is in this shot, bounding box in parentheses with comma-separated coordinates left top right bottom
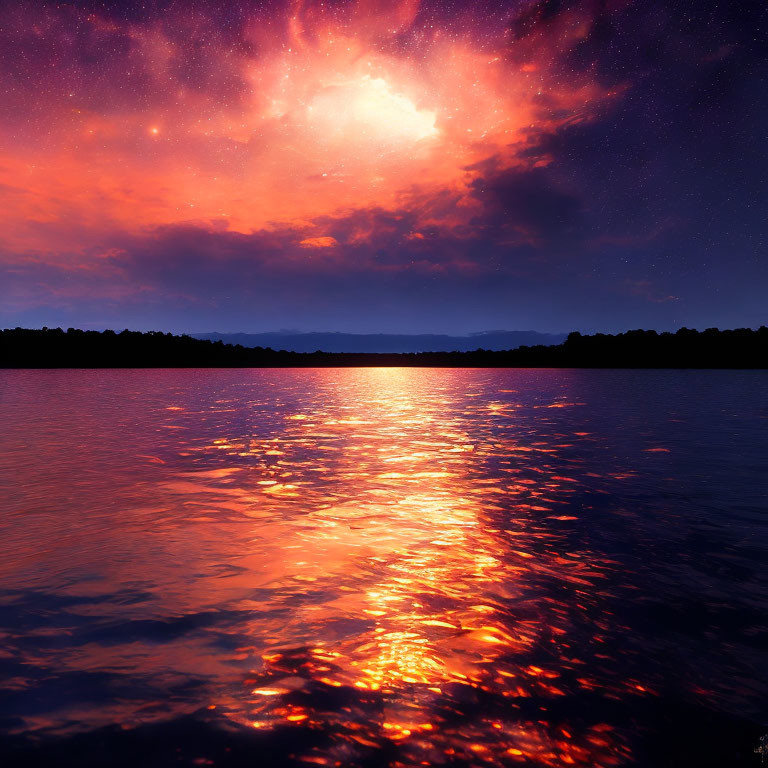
(307, 76, 438, 145)
(300, 236, 338, 248)
(0, 0, 616, 257)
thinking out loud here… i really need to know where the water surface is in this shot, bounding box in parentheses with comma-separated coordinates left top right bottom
(1, 368, 766, 767)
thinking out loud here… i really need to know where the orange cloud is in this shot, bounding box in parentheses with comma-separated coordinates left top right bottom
(299, 236, 338, 248)
(0, 0, 619, 261)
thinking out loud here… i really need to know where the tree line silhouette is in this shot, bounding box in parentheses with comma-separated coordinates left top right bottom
(1, 326, 766, 368)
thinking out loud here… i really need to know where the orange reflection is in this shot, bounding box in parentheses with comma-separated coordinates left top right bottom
(186, 369, 636, 766)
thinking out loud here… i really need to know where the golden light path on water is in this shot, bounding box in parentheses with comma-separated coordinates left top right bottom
(156, 369, 637, 767)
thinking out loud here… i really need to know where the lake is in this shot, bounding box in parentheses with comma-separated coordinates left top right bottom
(1, 368, 766, 767)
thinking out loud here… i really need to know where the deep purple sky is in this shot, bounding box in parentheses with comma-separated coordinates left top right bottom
(1, 0, 766, 334)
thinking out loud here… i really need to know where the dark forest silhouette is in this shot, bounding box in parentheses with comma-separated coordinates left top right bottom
(1, 326, 767, 368)
(193, 330, 567, 353)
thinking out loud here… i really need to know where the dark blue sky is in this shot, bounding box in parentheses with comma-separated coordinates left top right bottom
(1, 0, 766, 334)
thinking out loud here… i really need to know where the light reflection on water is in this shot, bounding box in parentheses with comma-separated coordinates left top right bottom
(0, 368, 766, 767)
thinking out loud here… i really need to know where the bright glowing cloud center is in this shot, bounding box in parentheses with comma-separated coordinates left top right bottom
(309, 76, 438, 145)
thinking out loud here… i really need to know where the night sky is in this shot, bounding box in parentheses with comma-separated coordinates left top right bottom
(1, 0, 766, 334)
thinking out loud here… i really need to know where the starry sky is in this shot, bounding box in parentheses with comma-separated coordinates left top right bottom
(1, 0, 766, 334)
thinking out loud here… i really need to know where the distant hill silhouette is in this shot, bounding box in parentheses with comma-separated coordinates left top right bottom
(1, 326, 767, 368)
(192, 330, 567, 353)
